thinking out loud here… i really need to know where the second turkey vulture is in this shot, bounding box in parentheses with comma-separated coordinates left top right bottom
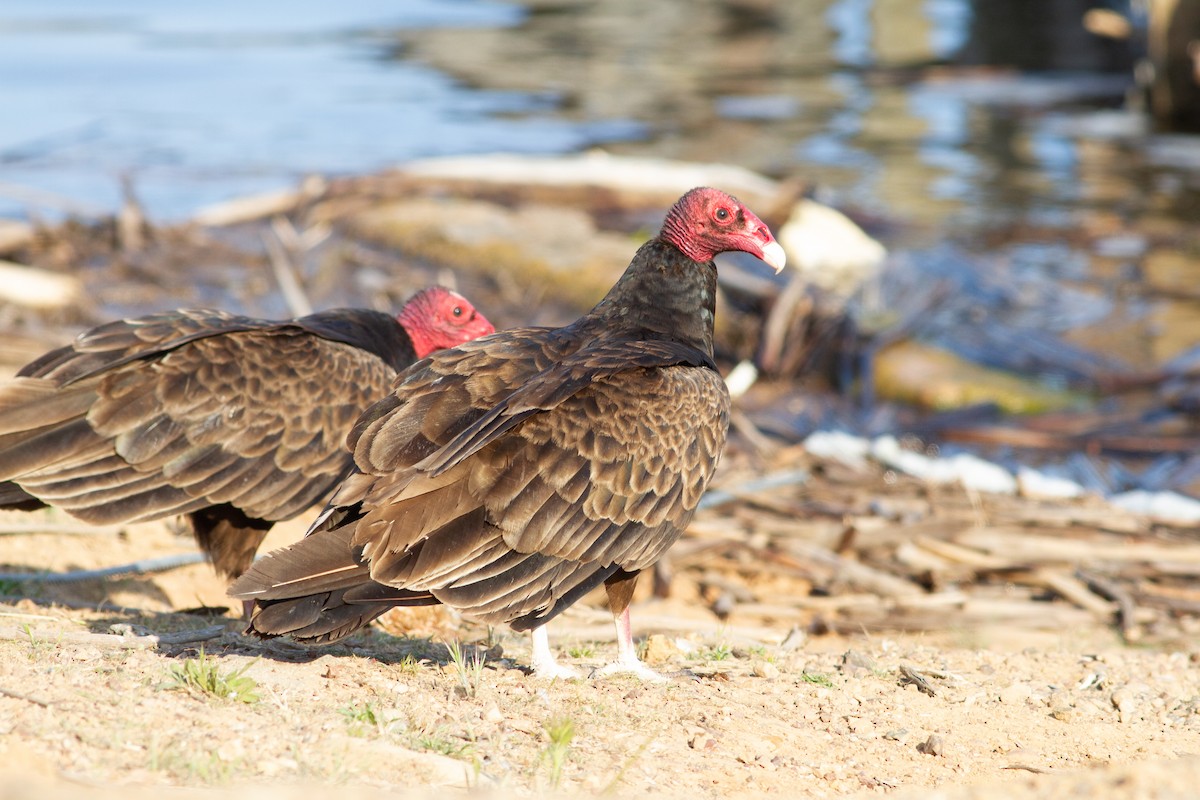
(0, 286, 494, 582)
(231, 187, 786, 679)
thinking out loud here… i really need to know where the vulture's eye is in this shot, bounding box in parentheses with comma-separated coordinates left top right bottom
(715, 207, 730, 221)
(452, 306, 463, 317)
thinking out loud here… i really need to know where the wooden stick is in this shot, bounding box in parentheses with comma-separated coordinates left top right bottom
(0, 552, 207, 584)
(958, 530, 1200, 564)
(0, 624, 226, 650)
(0, 522, 126, 537)
(0, 686, 52, 707)
(1033, 568, 1116, 619)
(262, 221, 313, 317)
(697, 468, 810, 511)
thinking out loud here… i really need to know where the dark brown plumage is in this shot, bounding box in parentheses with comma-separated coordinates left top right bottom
(231, 187, 786, 678)
(0, 287, 494, 582)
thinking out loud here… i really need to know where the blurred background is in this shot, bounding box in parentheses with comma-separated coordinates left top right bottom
(1, 1, 1196, 326)
(2, 0, 1200, 492)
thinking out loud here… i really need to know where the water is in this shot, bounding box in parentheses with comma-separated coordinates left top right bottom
(0, 0, 643, 220)
(3, 0, 1200, 368)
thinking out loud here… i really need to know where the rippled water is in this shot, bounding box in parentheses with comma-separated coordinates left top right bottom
(0, 0, 641, 220)
(3, 0, 1200, 369)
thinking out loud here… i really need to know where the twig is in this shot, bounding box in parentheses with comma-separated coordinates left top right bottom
(898, 664, 937, 696)
(262, 218, 313, 317)
(0, 552, 207, 584)
(780, 539, 923, 599)
(1076, 569, 1138, 639)
(1034, 568, 1117, 619)
(0, 685, 52, 707)
(0, 594, 139, 613)
(0, 522, 126, 537)
(0, 624, 226, 650)
(697, 468, 810, 511)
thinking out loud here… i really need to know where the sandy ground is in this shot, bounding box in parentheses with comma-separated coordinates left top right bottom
(1, 514, 1199, 800)
(1, 176, 1198, 799)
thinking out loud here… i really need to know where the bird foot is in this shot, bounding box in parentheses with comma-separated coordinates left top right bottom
(592, 657, 668, 683)
(530, 659, 582, 680)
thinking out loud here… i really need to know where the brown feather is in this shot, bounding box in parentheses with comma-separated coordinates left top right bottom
(231, 191, 784, 660)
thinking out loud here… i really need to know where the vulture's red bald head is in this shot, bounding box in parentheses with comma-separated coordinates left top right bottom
(660, 187, 786, 273)
(397, 286, 495, 358)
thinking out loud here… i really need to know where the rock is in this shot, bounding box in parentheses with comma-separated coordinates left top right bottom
(687, 727, 715, 751)
(642, 633, 682, 665)
(1051, 706, 1075, 722)
(840, 649, 877, 676)
(776, 199, 886, 297)
(0, 260, 80, 310)
(916, 734, 946, 756)
(1111, 685, 1144, 723)
(872, 339, 1084, 414)
(752, 661, 780, 680)
(999, 683, 1032, 705)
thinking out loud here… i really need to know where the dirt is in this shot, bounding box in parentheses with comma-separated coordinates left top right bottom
(2, 183, 1199, 800)
(0, 502, 1197, 800)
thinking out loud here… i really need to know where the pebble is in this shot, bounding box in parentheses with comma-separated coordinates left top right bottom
(840, 649, 877, 675)
(916, 734, 946, 756)
(752, 661, 780, 679)
(642, 634, 682, 665)
(687, 727, 715, 751)
(998, 683, 1032, 705)
(1111, 687, 1140, 723)
(1050, 706, 1074, 722)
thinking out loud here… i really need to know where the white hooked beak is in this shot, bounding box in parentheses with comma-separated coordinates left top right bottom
(760, 241, 787, 274)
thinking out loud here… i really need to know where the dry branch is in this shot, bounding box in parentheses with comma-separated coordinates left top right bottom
(0, 624, 226, 650)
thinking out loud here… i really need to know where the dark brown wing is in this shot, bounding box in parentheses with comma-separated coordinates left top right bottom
(0, 319, 396, 526)
(235, 330, 730, 634)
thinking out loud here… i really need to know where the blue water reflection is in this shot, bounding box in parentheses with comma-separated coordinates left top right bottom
(0, 0, 643, 219)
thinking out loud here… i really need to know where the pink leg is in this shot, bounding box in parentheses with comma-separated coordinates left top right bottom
(596, 607, 665, 681)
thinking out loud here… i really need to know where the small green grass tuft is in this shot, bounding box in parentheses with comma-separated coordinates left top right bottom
(411, 728, 475, 759)
(541, 716, 576, 789)
(701, 643, 733, 662)
(801, 670, 835, 688)
(394, 654, 422, 676)
(339, 702, 382, 736)
(446, 639, 487, 698)
(566, 643, 596, 659)
(166, 649, 259, 703)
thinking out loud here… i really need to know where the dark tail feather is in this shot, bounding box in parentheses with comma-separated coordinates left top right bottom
(0, 481, 46, 512)
(187, 505, 275, 580)
(230, 525, 437, 644)
(250, 585, 437, 644)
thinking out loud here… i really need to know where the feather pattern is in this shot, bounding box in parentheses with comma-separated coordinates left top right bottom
(231, 188, 784, 663)
(0, 291, 493, 580)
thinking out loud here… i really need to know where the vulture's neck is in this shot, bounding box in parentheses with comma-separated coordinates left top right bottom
(581, 239, 717, 357)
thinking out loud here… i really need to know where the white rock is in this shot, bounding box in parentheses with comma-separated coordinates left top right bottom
(803, 430, 872, 468)
(776, 199, 886, 296)
(869, 436, 1016, 495)
(0, 260, 80, 309)
(1110, 490, 1200, 524)
(1017, 467, 1088, 499)
(724, 360, 759, 400)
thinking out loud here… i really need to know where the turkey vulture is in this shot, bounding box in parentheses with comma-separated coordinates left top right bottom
(231, 187, 786, 679)
(0, 286, 494, 582)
